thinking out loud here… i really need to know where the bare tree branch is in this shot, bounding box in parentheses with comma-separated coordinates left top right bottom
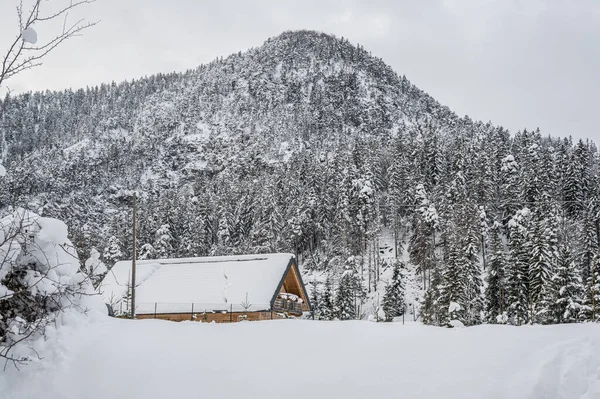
(0, 0, 98, 89)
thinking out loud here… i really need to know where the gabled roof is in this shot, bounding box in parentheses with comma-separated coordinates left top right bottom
(100, 253, 296, 314)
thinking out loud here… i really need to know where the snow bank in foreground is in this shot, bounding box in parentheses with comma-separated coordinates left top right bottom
(0, 209, 106, 364)
(0, 319, 599, 399)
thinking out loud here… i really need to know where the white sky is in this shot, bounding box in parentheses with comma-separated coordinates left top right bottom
(1, 0, 599, 141)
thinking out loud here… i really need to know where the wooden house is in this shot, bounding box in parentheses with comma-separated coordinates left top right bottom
(100, 253, 311, 322)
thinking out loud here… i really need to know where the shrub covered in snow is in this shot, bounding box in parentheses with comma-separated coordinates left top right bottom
(447, 302, 463, 328)
(0, 208, 103, 367)
(448, 319, 465, 328)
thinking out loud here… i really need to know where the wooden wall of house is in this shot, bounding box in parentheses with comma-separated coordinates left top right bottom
(136, 311, 290, 323)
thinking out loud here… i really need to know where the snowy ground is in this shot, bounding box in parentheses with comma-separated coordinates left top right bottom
(1, 317, 599, 399)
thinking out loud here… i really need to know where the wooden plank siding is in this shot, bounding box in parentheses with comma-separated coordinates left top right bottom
(136, 311, 287, 323)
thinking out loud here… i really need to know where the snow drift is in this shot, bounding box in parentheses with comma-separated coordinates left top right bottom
(0, 318, 598, 399)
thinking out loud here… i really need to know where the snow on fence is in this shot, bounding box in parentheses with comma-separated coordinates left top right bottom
(119, 302, 273, 317)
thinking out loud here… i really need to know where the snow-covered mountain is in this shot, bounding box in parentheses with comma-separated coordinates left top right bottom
(0, 30, 598, 326)
(0, 30, 455, 256)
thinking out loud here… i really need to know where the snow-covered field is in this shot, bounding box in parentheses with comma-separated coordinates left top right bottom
(1, 317, 599, 399)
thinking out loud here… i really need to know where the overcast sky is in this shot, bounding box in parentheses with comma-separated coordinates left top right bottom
(1, 0, 599, 141)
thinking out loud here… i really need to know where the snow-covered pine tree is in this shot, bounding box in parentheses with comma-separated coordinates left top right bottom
(410, 216, 432, 291)
(506, 209, 532, 325)
(439, 155, 483, 325)
(438, 232, 465, 326)
(479, 206, 490, 270)
(485, 222, 507, 323)
(381, 260, 405, 321)
(216, 208, 232, 253)
(335, 263, 358, 320)
(138, 243, 156, 260)
(421, 256, 443, 325)
(528, 209, 557, 324)
(499, 154, 520, 226)
(308, 278, 320, 319)
(318, 274, 335, 320)
(517, 130, 544, 206)
(583, 252, 600, 322)
(461, 207, 484, 325)
(579, 201, 598, 283)
(347, 173, 377, 257)
(249, 202, 272, 253)
(103, 235, 124, 266)
(153, 224, 173, 259)
(549, 245, 584, 323)
(563, 140, 591, 218)
(388, 134, 410, 221)
(409, 184, 438, 291)
(421, 123, 445, 189)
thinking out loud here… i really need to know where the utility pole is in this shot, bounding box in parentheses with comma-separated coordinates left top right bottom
(430, 232, 435, 289)
(592, 261, 597, 321)
(131, 191, 137, 320)
(481, 233, 487, 271)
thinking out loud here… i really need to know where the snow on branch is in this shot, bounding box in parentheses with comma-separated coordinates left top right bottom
(0, 0, 98, 89)
(0, 209, 103, 369)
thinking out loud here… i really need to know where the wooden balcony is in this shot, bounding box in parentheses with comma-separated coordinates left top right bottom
(272, 298, 303, 315)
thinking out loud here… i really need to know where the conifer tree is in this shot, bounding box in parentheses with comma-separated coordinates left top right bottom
(421, 264, 443, 325)
(506, 209, 531, 325)
(579, 202, 598, 283)
(583, 252, 600, 322)
(485, 222, 507, 323)
(309, 278, 320, 319)
(409, 184, 438, 290)
(438, 234, 465, 325)
(564, 140, 590, 217)
(528, 212, 557, 323)
(410, 217, 432, 290)
(499, 154, 520, 227)
(318, 274, 335, 320)
(139, 243, 156, 260)
(103, 235, 124, 267)
(438, 158, 483, 325)
(335, 264, 358, 320)
(462, 209, 484, 325)
(154, 224, 173, 259)
(549, 245, 584, 323)
(381, 261, 405, 321)
(217, 209, 232, 252)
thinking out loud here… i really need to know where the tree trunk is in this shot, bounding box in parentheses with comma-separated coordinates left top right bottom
(394, 214, 399, 260)
(131, 192, 137, 320)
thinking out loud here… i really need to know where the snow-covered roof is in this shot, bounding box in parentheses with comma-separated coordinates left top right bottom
(100, 253, 295, 314)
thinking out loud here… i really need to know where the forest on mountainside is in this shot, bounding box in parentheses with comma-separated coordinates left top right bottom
(0, 30, 598, 326)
